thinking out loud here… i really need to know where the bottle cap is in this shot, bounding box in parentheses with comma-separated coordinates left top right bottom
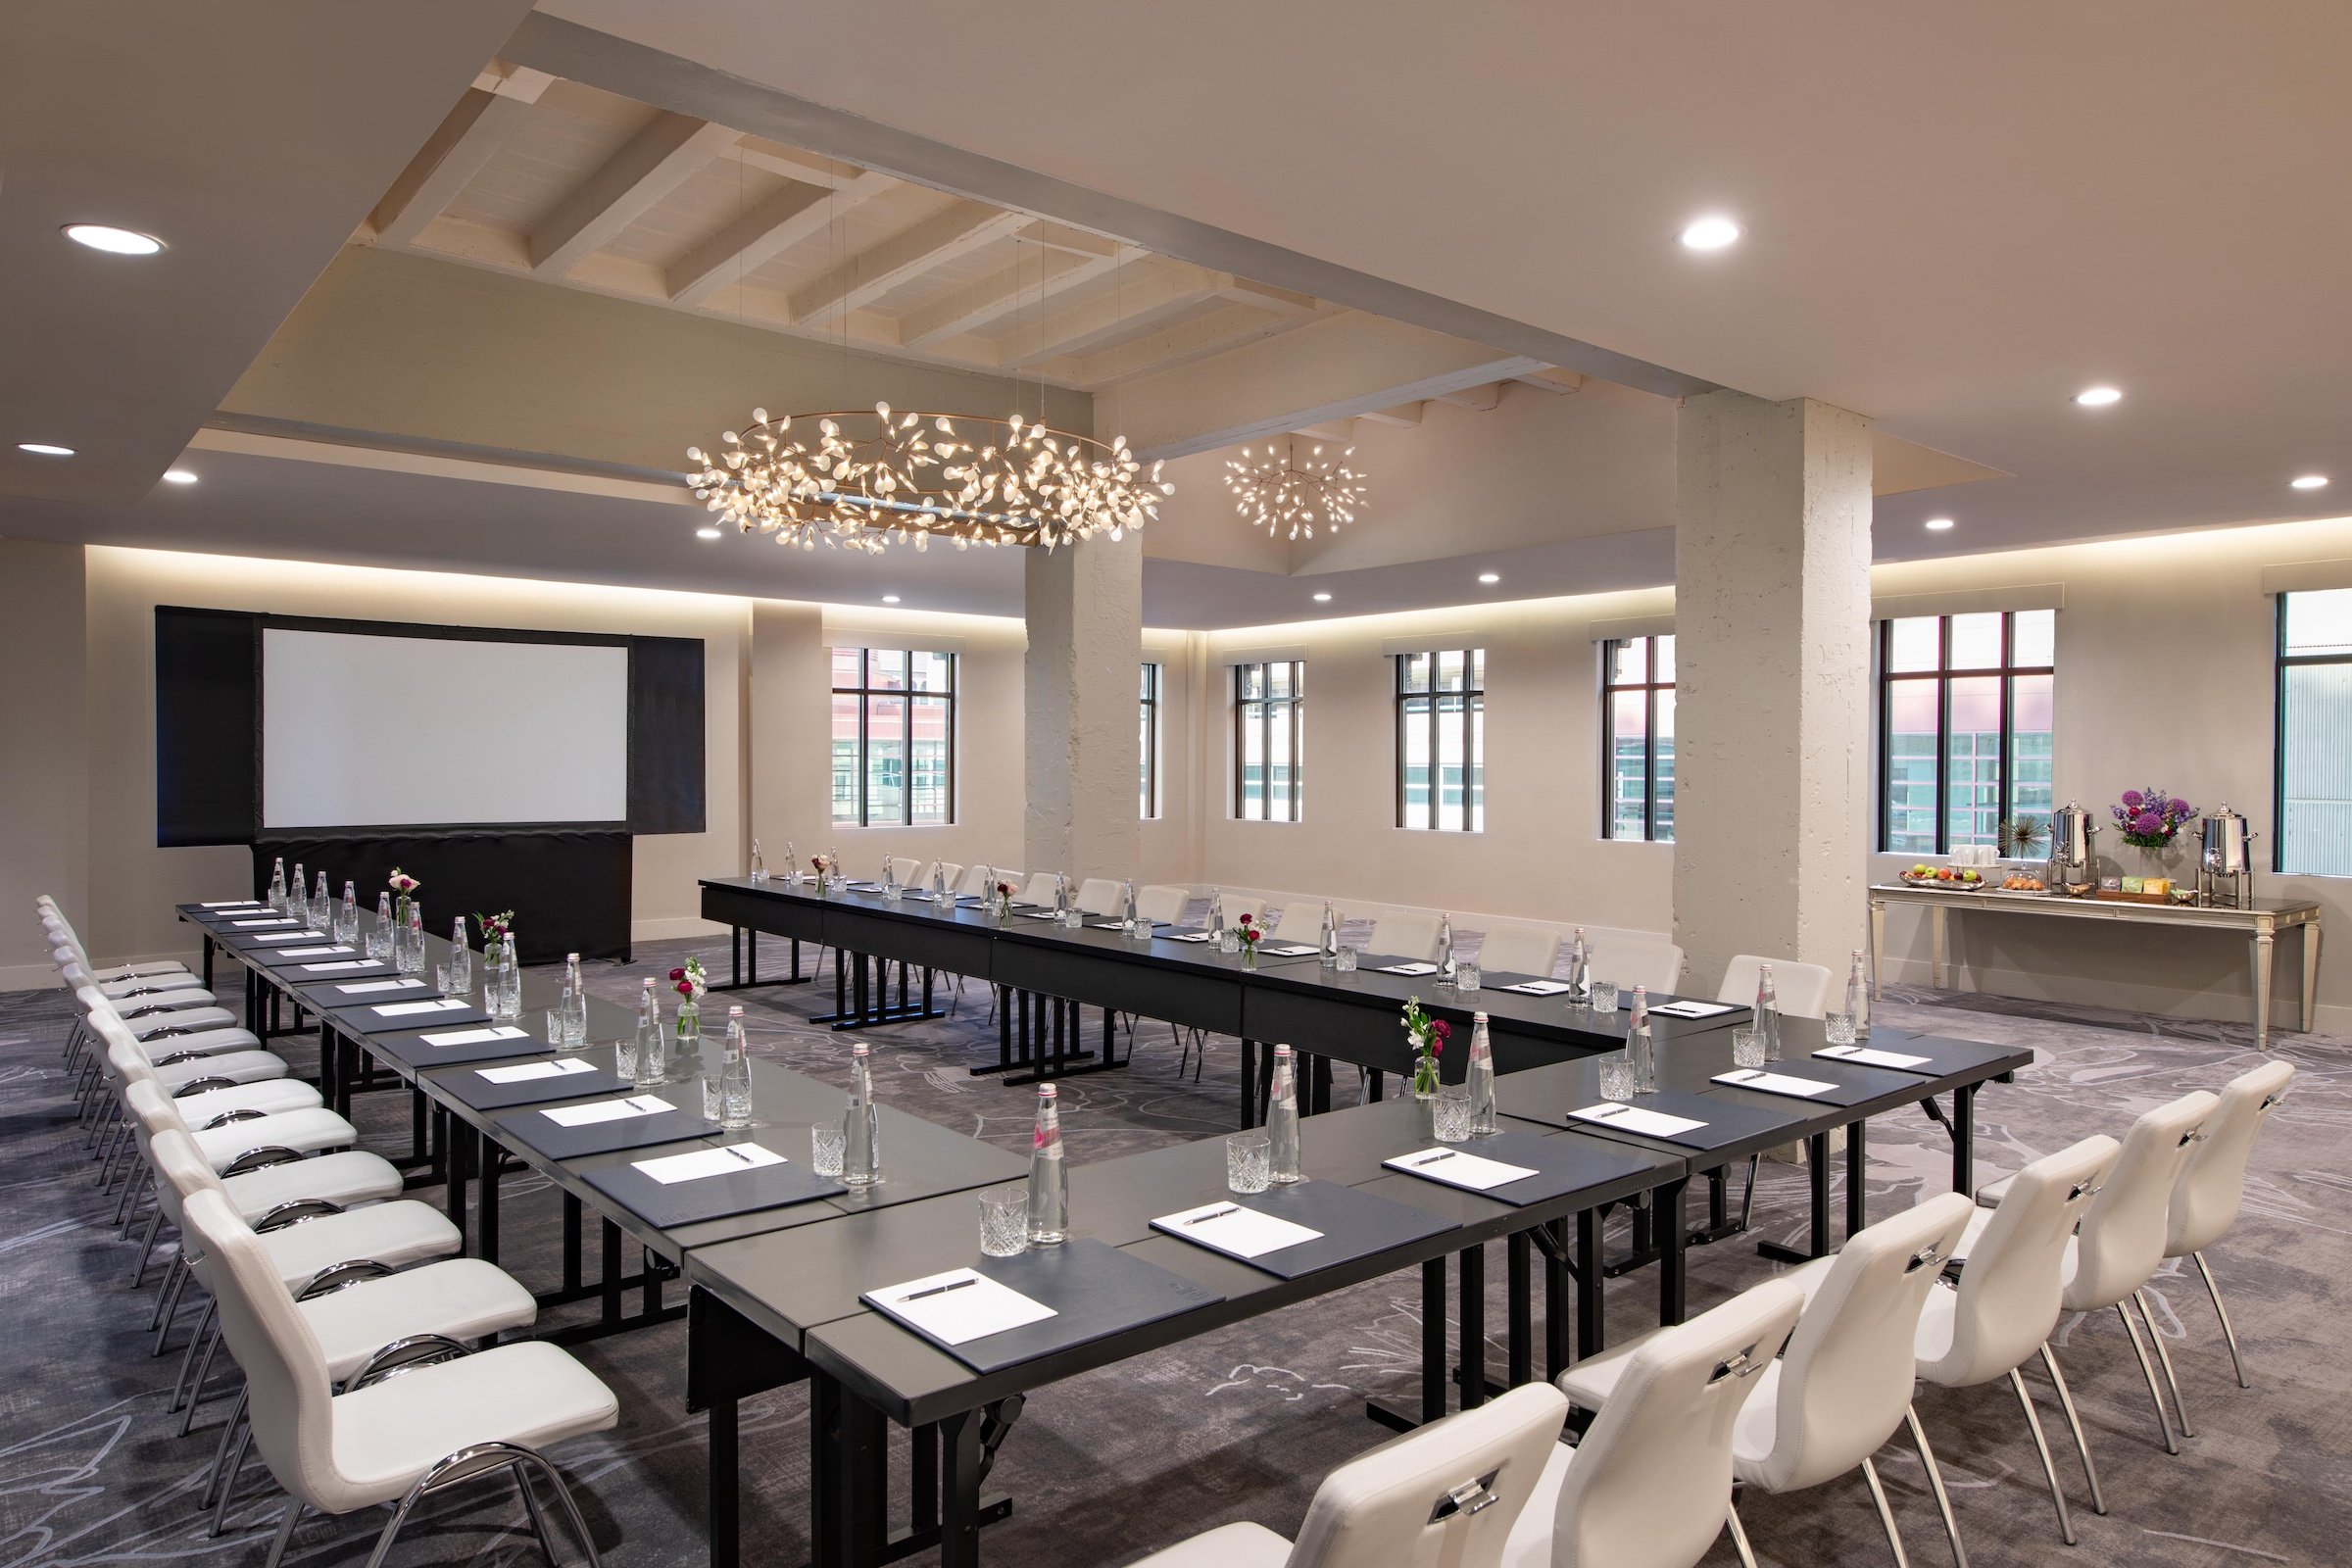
(1038, 1081, 1057, 1098)
(729, 1004, 744, 1016)
(1473, 1010, 1489, 1022)
(851, 1040, 869, 1055)
(1273, 1042, 1293, 1058)
(567, 951, 580, 961)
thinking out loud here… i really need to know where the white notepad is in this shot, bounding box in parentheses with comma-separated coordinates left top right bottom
(230, 919, 297, 928)
(1502, 979, 1575, 996)
(1154, 1201, 1324, 1258)
(335, 978, 427, 996)
(1263, 943, 1319, 957)
(1650, 1000, 1739, 1019)
(874, 1269, 1055, 1345)
(543, 1094, 672, 1127)
(280, 946, 354, 959)
(300, 960, 378, 974)
(252, 931, 326, 944)
(1164, 931, 1216, 943)
(426, 1025, 534, 1050)
(1383, 1147, 1542, 1191)
(1571, 1102, 1708, 1138)
(202, 902, 269, 908)
(1713, 1068, 1838, 1099)
(635, 1144, 786, 1185)
(476, 1054, 592, 1082)
(1379, 961, 1441, 976)
(1816, 1044, 1933, 1070)
(369, 999, 470, 1020)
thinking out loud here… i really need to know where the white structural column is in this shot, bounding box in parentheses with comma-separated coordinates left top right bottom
(1024, 534, 1144, 881)
(1671, 391, 1874, 989)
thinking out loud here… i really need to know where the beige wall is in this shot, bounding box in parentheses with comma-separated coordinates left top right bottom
(0, 541, 92, 987)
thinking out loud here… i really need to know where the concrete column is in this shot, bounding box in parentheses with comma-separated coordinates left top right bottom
(1671, 391, 1873, 991)
(1024, 533, 1143, 879)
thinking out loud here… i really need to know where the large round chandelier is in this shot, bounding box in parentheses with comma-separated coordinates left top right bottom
(687, 402, 1172, 553)
(1223, 436, 1366, 542)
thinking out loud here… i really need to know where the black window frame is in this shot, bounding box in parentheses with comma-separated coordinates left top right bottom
(1394, 648, 1485, 831)
(1139, 661, 1162, 821)
(1875, 611, 2054, 855)
(1600, 634, 1676, 842)
(1232, 660, 1304, 822)
(830, 647, 957, 827)
(2275, 588, 2352, 874)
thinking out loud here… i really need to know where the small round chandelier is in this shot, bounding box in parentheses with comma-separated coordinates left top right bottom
(1223, 435, 1366, 542)
(687, 402, 1172, 554)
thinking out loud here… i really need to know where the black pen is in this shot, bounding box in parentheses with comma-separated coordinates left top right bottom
(725, 1144, 760, 1163)
(1584, 1102, 1630, 1118)
(903, 1277, 978, 1301)
(1182, 1204, 1239, 1225)
(1411, 1151, 1457, 1166)
(1724, 1069, 1762, 1083)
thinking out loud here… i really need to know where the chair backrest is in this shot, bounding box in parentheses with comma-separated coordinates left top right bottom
(956, 863, 1013, 898)
(1589, 934, 1684, 994)
(2168, 1060, 2294, 1257)
(1074, 877, 1126, 916)
(2066, 1090, 2216, 1310)
(1285, 1382, 1567, 1568)
(1271, 902, 1326, 944)
(1930, 1135, 2118, 1386)
(927, 860, 965, 894)
(1017, 871, 1062, 906)
(1747, 1194, 1974, 1492)
(887, 856, 923, 884)
(1209, 893, 1268, 929)
(1716, 956, 1834, 1018)
(1548, 1278, 1805, 1568)
(1370, 910, 1445, 963)
(1135, 885, 1189, 925)
(177, 1188, 345, 1512)
(142, 1114, 230, 1229)
(1478, 924, 1561, 978)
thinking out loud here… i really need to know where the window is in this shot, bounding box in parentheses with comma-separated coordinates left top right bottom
(1878, 610, 2054, 855)
(1139, 662, 1162, 820)
(1396, 650, 1485, 830)
(830, 647, 956, 826)
(1233, 661, 1303, 821)
(1601, 635, 1676, 841)
(2278, 588, 2352, 875)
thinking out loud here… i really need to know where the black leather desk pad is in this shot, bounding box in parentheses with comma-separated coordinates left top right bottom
(434, 1058, 624, 1112)
(494, 1097, 719, 1160)
(1707, 1055, 1922, 1109)
(1551, 1089, 1805, 1152)
(1150, 1177, 1459, 1280)
(246, 942, 366, 968)
(586, 1147, 844, 1229)
(1381, 1128, 1663, 1208)
(861, 1237, 1222, 1374)
(1805, 1030, 2024, 1080)
(326, 1000, 494, 1035)
(370, 1023, 554, 1071)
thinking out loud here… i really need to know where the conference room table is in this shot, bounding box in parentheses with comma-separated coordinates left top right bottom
(177, 896, 2031, 1568)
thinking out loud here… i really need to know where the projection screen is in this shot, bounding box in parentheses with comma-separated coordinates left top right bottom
(261, 628, 630, 828)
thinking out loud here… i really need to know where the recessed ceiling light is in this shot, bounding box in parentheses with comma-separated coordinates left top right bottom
(1478, 572, 1500, 585)
(1679, 215, 1742, 251)
(162, 468, 197, 485)
(2290, 474, 2329, 490)
(695, 525, 722, 540)
(16, 442, 74, 457)
(1924, 517, 1955, 531)
(1312, 592, 1332, 603)
(63, 223, 164, 256)
(881, 595, 902, 605)
(2073, 385, 2123, 408)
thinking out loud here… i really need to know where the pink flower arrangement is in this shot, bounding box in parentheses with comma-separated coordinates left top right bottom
(1233, 911, 1261, 952)
(387, 867, 420, 896)
(668, 956, 708, 1003)
(2112, 787, 2197, 849)
(1401, 997, 1449, 1096)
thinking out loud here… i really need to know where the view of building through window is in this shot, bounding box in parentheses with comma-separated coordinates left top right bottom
(1396, 649, 1484, 830)
(1233, 661, 1303, 821)
(1880, 610, 2054, 856)
(1602, 635, 1676, 841)
(1139, 662, 1162, 820)
(830, 647, 956, 826)
(2278, 588, 2352, 875)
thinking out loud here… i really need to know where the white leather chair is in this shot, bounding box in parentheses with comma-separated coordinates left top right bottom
(1479, 924, 1562, 979)
(1206, 891, 1268, 930)
(1076, 877, 1127, 916)
(1716, 956, 1834, 1018)
(1270, 902, 1327, 945)
(179, 1187, 617, 1568)
(1921, 1136, 2119, 1548)
(925, 860, 965, 897)
(78, 985, 287, 1091)
(1136, 885, 1190, 926)
(52, 934, 210, 1000)
(1504, 1277, 1806, 1568)
(1587, 934, 1684, 995)
(112, 1047, 360, 1175)
(1369, 910, 1445, 963)
(1017, 870, 1063, 906)
(1131, 1382, 1567, 1568)
(956, 862, 1014, 899)
(63, 959, 240, 1036)
(2166, 1060, 2293, 1388)
(41, 907, 195, 985)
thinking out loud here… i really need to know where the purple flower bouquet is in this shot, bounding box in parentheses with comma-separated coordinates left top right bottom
(2111, 787, 2197, 850)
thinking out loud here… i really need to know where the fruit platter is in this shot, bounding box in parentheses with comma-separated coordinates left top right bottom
(1899, 864, 1991, 891)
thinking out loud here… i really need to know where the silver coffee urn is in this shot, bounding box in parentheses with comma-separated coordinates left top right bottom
(2045, 800, 2097, 893)
(2199, 805, 2258, 909)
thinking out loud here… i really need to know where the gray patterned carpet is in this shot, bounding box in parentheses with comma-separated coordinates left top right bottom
(4, 923, 2346, 1567)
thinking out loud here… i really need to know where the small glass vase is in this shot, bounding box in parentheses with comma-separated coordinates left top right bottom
(674, 999, 702, 1070)
(1411, 1084, 1438, 1142)
(1242, 944, 1259, 970)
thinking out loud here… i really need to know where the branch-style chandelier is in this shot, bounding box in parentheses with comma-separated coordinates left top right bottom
(687, 402, 1172, 553)
(1223, 435, 1367, 542)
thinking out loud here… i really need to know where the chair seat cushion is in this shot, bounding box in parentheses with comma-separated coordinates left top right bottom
(259, 1200, 463, 1290)
(151, 1050, 290, 1091)
(1125, 1519, 1295, 1567)
(143, 1027, 267, 1060)
(1501, 1439, 1576, 1568)
(102, 973, 209, 1000)
(89, 961, 194, 983)
(192, 1106, 358, 1169)
(127, 1005, 240, 1038)
(302, 1259, 537, 1381)
(172, 1080, 322, 1123)
(325, 1342, 617, 1506)
(221, 1152, 407, 1220)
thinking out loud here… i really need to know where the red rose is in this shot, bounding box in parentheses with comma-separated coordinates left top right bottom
(1433, 1018, 1451, 1040)
(669, 967, 685, 981)
(1238, 912, 1253, 926)
(675, 979, 692, 997)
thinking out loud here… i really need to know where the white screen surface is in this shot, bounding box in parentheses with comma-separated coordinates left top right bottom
(262, 629, 630, 828)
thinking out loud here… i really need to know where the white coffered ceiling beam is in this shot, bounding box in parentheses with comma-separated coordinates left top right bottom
(1433, 382, 1503, 411)
(728, 138, 870, 190)
(369, 65, 553, 247)
(1217, 277, 1318, 316)
(990, 262, 1226, 367)
(1096, 312, 1544, 461)
(528, 111, 738, 274)
(1356, 403, 1425, 427)
(1014, 220, 1125, 260)
(665, 168, 895, 306)
(1513, 368, 1588, 395)
(1058, 302, 1312, 387)
(1294, 419, 1355, 441)
(789, 200, 1028, 327)
(896, 231, 1136, 350)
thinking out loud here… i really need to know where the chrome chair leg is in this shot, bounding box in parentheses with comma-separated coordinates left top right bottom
(2008, 1366, 2076, 1545)
(151, 1256, 190, 1343)
(261, 1499, 305, 1568)
(2038, 1343, 2106, 1515)
(2116, 1299, 2180, 1454)
(210, 1415, 255, 1536)
(1860, 1455, 1911, 1567)
(2134, 1289, 2194, 1440)
(169, 1298, 217, 1406)
(1905, 1403, 1969, 1568)
(128, 1206, 166, 1288)
(179, 1322, 226, 1435)
(204, 1384, 251, 1510)
(1739, 1152, 1761, 1230)
(361, 1487, 430, 1568)
(1727, 1501, 1760, 1568)
(516, 1460, 562, 1563)
(2192, 1251, 2251, 1389)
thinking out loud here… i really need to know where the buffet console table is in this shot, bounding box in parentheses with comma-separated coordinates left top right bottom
(1867, 883, 2324, 1051)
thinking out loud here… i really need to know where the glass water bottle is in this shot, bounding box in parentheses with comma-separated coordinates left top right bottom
(1467, 1011, 1498, 1134)
(1026, 1082, 1069, 1244)
(560, 952, 588, 1048)
(1267, 1045, 1302, 1182)
(1319, 901, 1339, 968)
(882, 853, 898, 896)
(933, 860, 951, 904)
(402, 902, 424, 976)
(718, 1004, 753, 1130)
(1755, 964, 1782, 1062)
(843, 1041, 881, 1188)
(628, 978, 662, 1085)
(448, 916, 472, 999)
(314, 871, 330, 923)
(1628, 985, 1655, 1093)
(1054, 872, 1070, 919)
(268, 858, 287, 911)
(338, 881, 358, 945)
(289, 862, 308, 923)
(1845, 950, 1872, 1041)
(1435, 913, 1456, 986)
(1567, 927, 1592, 1005)
(499, 930, 524, 1020)
(749, 837, 766, 882)
(1123, 877, 1140, 935)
